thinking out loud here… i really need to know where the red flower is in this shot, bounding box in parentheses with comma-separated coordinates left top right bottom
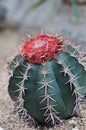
(21, 34, 63, 63)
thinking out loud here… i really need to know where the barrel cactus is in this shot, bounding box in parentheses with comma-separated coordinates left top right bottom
(7, 33, 86, 127)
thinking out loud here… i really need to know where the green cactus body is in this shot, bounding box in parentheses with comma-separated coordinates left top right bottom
(8, 34, 86, 127)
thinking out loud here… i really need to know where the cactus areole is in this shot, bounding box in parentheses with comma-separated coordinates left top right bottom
(8, 33, 86, 127)
(21, 34, 63, 63)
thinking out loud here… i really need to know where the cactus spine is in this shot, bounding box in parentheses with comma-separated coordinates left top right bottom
(7, 33, 86, 127)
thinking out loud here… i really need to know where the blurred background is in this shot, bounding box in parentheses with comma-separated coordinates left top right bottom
(0, 0, 86, 65)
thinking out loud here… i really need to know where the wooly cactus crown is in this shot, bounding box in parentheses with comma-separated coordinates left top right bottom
(7, 33, 86, 127)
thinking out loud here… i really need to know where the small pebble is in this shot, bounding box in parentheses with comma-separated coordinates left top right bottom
(72, 127, 79, 130)
(0, 127, 4, 130)
(69, 119, 77, 125)
(69, 120, 75, 125)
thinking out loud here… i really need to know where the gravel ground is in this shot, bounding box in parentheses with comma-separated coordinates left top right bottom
(0, 30, 86, 130)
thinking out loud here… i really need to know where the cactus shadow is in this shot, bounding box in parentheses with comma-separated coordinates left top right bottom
(37, 127, 48, 130)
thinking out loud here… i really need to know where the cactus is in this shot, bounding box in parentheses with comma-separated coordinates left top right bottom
(7, 33, 86, 127)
